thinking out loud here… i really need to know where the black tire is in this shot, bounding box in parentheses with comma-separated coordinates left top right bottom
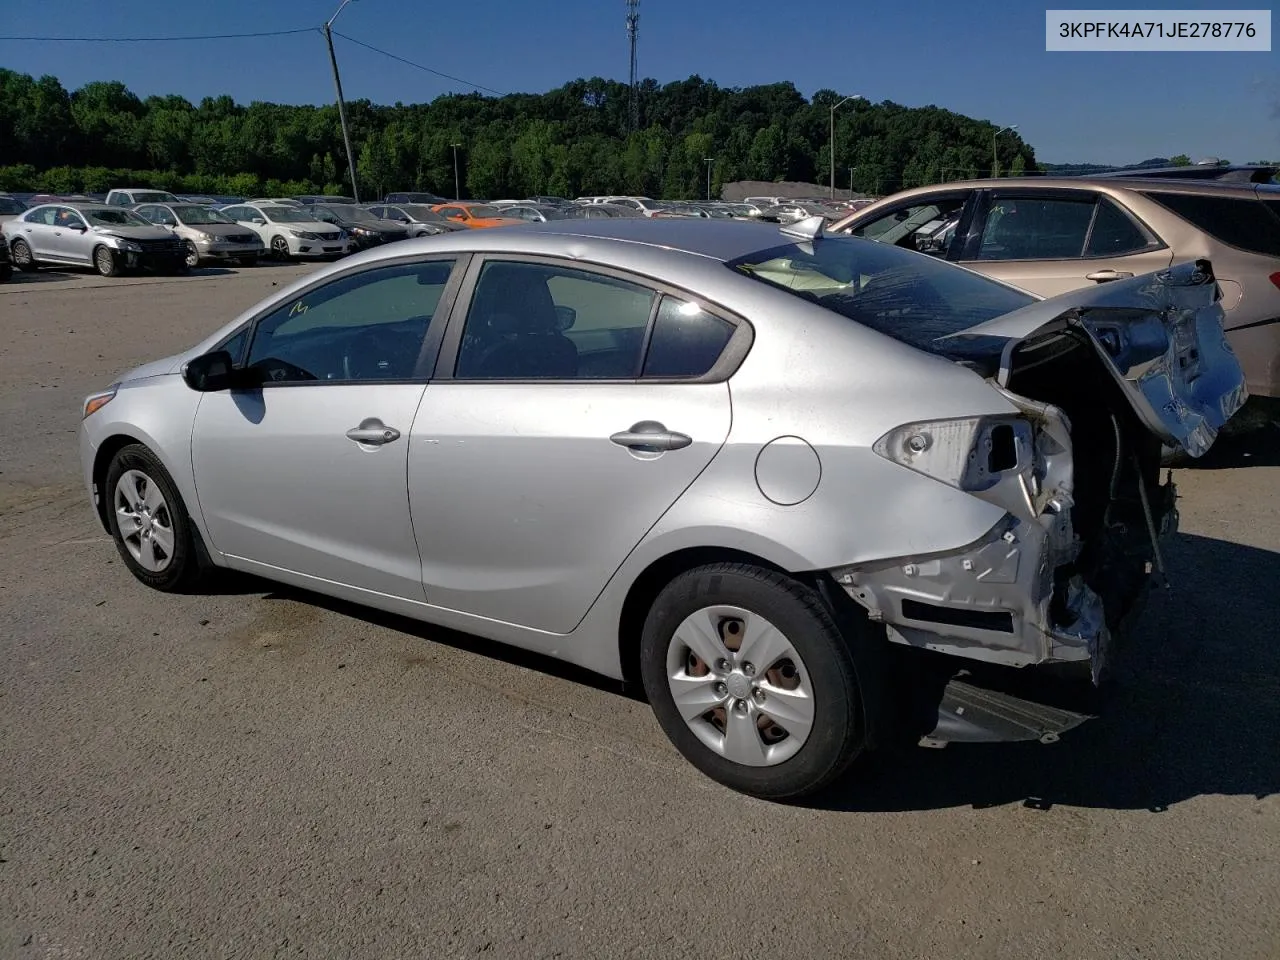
(0, 263, 12, 282)
(270, 235, 291, 261)
(640, 563, 870, 800)
(183, 241, 200, 268)
(166, 257, 190, 276)
(10, 238, 38, 272)
(104, 444, 204, 592)
(94, 245, 121, 277)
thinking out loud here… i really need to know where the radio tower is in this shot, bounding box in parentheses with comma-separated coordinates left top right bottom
(626, 0, 640, 131)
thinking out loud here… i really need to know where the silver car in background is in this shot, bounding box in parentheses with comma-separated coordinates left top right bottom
(78, 218, 1244, 799)
(133, 202, 265, 267)
(5, 203, 187, 276)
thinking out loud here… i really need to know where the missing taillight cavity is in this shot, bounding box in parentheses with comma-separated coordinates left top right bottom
(987, 423, 1017, 473)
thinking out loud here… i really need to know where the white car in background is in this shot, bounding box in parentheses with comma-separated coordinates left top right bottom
(216, 202, 350, 260)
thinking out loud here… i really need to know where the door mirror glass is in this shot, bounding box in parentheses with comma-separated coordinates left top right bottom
(251, 217, 266, 225)
(182, 350, 261, 391)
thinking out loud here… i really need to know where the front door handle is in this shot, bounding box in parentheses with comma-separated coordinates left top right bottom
(610, 421, 692, 452)
(346, 418, 401, 446)
(1085, 269, 1134, 283)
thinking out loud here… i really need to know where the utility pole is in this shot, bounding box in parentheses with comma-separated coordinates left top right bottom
(849, 167, 855, 195)
(626, 0, 640, 132)
(324, 0, 360, 203)
(992, 124, 1017, 178)
(703, 157, 714, 201)
(829, 94, 863, 199)
(451, 143, 462, 200)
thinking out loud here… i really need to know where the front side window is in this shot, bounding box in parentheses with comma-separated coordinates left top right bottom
(976, 196, 1096, 261)
(850, 197, 968, 258)
(56, 208, 87, 229)
(245, 260, 456, 383)
(455, 261, 656, 379)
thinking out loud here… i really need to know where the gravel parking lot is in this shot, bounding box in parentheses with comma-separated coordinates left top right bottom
(1, 265, 1278, 959)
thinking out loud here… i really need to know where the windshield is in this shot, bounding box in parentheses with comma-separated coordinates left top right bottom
(172, 205, 232, 225)
(262, 207, 314, 224)
(401, 205, 445, 221)
(0, 196, 26, 214)
(85, 208, 151, 227)
(338, 207, 382, 222)
(133, 191, 179, 203)
(462, 205, 502, 218)
(731, 237, 1035, 354)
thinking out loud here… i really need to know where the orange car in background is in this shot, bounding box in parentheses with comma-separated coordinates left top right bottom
(431, 202, 525, 228)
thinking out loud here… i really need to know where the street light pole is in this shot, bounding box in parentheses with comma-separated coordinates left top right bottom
(703, 157, 714, 201)
(324, 0, 360, 203)
(829, 94, 863, 199)
(451, 143, 462, 200)
(849, 167, 855, 195)
(992, 124, 1017, 178)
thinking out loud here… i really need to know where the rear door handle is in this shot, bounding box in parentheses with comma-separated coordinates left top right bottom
(1085, 269, 1134, 283)
(610, 421, 692, 452)
(346, 418, 401, 446)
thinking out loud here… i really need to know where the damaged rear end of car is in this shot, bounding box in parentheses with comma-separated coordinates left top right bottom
(836, 259, 1246, 684)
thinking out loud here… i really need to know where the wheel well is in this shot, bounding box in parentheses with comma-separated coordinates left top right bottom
(91, 434, 143, 531)
(616, 547, 792, 687)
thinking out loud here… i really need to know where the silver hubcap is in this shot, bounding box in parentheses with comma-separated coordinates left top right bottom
(185, 243, 198, 267)
(273, 238, 288, 257)
(665, 605, 815, 767)
(114, 470, 175, 573)
(97, 249, 112, 272)
(13, 241, 30, 264)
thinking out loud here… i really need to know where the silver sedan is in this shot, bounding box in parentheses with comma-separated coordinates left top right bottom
(78, 217, 1245, 798)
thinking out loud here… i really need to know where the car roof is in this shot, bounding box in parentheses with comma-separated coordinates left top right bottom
(467, 217, 791, 261)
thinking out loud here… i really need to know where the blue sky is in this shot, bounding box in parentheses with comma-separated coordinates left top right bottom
(0, 0, 1275, 165)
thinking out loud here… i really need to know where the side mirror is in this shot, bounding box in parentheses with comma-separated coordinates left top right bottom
(251, 217, 266, 225)
(182, 350, 263, 392)
(69, 223, 87, 232)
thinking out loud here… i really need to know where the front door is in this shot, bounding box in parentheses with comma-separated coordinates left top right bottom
(958, 190, 1174, 298)
(410, 258, 739, 634)
(191, 257, 461, 598)
(52, 208, 93, 264)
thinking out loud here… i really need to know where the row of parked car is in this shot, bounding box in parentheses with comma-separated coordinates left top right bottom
(0, 188, 881, 280)
(4, 171, 1278, 408)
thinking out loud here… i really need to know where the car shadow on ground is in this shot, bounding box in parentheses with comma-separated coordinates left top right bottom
(4, 270, 78, 284)
(808, 531, 1280, 812)
(1181, 421, 1280, 469)
(205, 531, 1279, 813)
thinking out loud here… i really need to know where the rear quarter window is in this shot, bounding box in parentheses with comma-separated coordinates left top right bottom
(1143, 191, 1280, 257)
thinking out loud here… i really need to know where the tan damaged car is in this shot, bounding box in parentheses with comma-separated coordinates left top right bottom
(829, 178, 1280, 425)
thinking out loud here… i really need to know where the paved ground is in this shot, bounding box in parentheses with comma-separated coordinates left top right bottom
(1, 265, 1278, 959)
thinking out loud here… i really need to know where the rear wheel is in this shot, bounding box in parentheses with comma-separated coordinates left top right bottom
(10, 238, 37, 271)
(94, 245, 120, 277)
(105, 444, 203, 592)
(640, 563, 869, 799)
(270, 235, 291, 261)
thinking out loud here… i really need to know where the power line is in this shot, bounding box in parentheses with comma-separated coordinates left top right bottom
(0, 27, 317, 42)
(332, 31, 503, 97)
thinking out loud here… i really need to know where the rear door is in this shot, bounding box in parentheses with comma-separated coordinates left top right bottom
(408, 257, 744, 634)
(957, 189, 1173, 297)
(17, 207, 59, 259)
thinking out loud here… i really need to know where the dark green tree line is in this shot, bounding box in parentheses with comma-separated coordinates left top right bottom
(0, 69, 1038, 198)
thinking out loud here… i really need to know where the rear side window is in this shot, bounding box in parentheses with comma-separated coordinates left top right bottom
(642, 296, 735, 378)
(1084, 199, 1155, 256)
(1144, 192, 1280, 257)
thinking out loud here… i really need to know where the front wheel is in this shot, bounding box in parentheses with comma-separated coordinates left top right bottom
(640, 563, 869, 800)
(105, 444, 203, 592)
(94, 245, 121, 277)
(183, 241, 200, 268)
(270, 235, 291, 261)
(10, 238, 38, 271)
